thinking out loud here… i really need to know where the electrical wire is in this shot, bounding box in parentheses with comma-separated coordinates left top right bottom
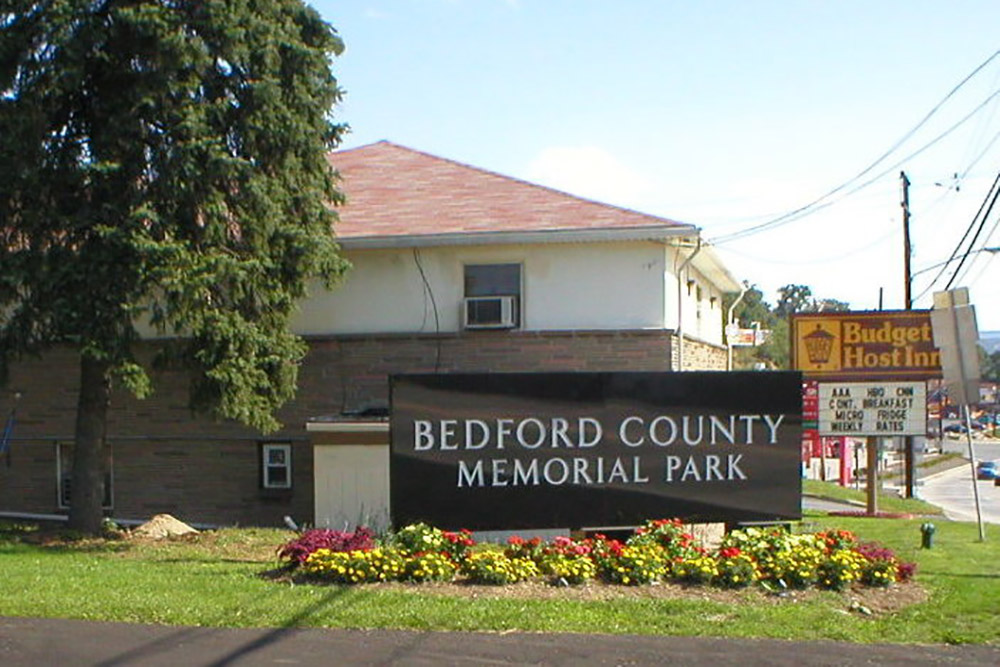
(913, 171, 1000, 300)
(412, 248, 442, 372)
(714, 224, 898, 266)
(957, 250, 998, 291)
(951, 201, 1000, 287)
(714, 85, 1000, 244)
(957, 59, 1000, 182)
(945, 174, 1000, 289)
(957, 125, 1000, 182)
(710, 49, 1000, 245)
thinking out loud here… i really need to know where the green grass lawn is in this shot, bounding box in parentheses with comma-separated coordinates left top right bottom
(1, 515, 997, 644)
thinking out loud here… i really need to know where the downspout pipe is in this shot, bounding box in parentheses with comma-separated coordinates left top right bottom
(726, 280, 750, 371)
(675, 237, 702, 371)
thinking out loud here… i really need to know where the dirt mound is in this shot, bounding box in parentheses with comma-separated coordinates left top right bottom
(132, 514, 198, 539)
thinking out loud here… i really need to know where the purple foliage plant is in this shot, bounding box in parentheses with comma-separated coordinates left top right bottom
(278, 527, 376, 568)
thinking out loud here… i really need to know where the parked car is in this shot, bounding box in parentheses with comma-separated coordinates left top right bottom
(944, 421, 986, 436)
(975, 414, 997, 428)
(976, 460, 998, 480)
(943, 423, 968, 435)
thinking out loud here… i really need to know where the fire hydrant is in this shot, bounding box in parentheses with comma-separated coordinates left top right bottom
(920, 522, 936, 549)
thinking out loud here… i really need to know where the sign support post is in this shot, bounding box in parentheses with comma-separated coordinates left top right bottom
(962, 404, 985, 541)
(866, 437, 879, 515)
(865, 435, 879, 516)
(930, 288, 984, 541)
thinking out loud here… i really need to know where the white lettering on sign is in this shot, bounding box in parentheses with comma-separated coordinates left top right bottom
(416, 411, 793, 489)
(817, 382, 927, 436)
(457, 456, 651, 488)
(416, 414, 787, 452)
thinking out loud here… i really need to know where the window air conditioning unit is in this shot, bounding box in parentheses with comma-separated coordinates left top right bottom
(464, 295, 517, 329)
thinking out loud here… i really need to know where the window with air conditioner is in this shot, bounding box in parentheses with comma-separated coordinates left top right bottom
(463, 263, 521, 329)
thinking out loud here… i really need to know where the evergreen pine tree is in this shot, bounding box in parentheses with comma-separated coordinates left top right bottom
(0, 1, 349, 532)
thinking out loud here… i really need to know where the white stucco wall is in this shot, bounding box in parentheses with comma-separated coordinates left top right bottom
(683, 265, 725, 346)
(662, 248, 725, 346)
(132, 239, 727, 342)
(292, 241, 673, 335)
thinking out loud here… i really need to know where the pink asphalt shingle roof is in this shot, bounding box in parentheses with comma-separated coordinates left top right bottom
(327, 141, 695, 240)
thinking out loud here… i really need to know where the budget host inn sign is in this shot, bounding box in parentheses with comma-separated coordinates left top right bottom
(390, 372, 802, 531)
(791, 310, 942, 381)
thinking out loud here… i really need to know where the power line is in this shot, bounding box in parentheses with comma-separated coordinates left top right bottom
(714, 84, 1000, 244)
(912, 170, 1000, 301)
(712, 224, 897, 266)
(957, 249, 998, 289)
(950, 196, 1000, 287)
(945, 173, 1000, 290)
(710, 49, 1000, 245)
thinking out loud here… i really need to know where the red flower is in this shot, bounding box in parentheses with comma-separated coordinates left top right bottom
(719, 547, 742, 559)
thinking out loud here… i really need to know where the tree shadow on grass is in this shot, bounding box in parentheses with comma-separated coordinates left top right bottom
(143, 556, 278, 565)
(5, 538, 133, 555)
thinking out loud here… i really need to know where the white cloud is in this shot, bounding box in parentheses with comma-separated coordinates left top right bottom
(524, 146, 652, 208)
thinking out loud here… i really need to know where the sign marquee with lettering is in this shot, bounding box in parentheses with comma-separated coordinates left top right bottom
(390, 372, 803, 531)
(818, 382, 927, 437)
(792, 311, 942, 381)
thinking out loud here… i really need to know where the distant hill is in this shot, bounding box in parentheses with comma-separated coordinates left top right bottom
(982, 331, 1000, 353)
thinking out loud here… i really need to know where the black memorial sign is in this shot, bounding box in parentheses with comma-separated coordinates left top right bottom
(390, 372, 802, 530)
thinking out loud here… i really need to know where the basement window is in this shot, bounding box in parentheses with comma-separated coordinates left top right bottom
(261, 443, 292, 489)
(56, 443, 113, 510)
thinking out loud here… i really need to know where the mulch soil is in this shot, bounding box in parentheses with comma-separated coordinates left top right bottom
(270, 572, 927, 617)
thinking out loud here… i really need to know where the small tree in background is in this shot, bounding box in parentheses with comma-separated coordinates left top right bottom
(774, 284, 813, 318)
(980, 346, 1000, 382)
(726, 284, 849, 370)
(0, 1, 349, 532)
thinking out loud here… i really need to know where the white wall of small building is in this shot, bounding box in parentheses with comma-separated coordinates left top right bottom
(662, 246, 727, 347)
(292, 240, 725, 343)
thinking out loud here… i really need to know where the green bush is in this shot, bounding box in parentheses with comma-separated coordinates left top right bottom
(600, 544, 668, 585)
(671, 553, 717, 585)
(302, 547, 405, 583)
(540, 553, 596, 585)
(403, 551, 458, 583)
(392, 523, 447, 555)
(817, 548, 867, 591)
(628, 518, 703, 562)
(713, 548, 759, 589)
(461, 551, 539, 585)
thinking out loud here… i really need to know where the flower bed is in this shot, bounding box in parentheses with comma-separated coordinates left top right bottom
(276, 519, 916, 593)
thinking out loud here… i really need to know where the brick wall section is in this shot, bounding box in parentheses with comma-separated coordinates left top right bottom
(676, 335, 728, 371)
(0, 330, 725, 526)
(292, 329, 693, 417)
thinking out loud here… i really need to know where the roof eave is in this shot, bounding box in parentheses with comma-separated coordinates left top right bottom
(691, 244, 743, 293)
(336, 225, 699, 250)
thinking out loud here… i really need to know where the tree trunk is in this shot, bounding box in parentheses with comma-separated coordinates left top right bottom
(67, 354, 112, 534)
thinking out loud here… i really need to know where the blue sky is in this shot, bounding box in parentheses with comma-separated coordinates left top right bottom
(311, 1, 1000, 330)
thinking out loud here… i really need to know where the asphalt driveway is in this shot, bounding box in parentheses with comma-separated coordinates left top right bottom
(2, 617, 998, 666)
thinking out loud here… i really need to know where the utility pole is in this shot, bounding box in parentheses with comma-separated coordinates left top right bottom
(901, 172, 913, 308)
(901, 171, 916, 498)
